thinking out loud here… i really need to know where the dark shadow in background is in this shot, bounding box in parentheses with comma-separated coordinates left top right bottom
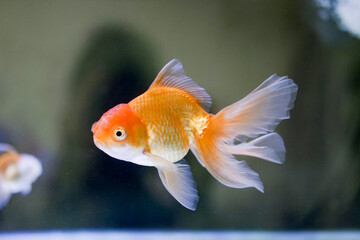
(285, 1, 360, 229)
(48, 26, 175, 228)
(344, 50, 360, 227)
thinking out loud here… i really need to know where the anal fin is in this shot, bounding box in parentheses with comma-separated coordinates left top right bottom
(145, 152, 199, 211)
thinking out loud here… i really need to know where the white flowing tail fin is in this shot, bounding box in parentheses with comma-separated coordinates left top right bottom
(225, 133, 286, 164)
(192, 74, 298, 192)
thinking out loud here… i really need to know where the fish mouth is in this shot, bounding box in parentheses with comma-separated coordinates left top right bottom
(91, 122, 99, 133)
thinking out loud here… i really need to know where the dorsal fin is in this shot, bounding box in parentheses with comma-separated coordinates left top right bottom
(149, 59, 212, 112)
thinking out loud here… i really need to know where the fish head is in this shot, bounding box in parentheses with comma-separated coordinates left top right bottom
(92, 104, 147, 161)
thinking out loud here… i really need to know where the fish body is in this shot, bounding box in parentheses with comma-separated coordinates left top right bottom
(129, 87, 209, 162)
(0, 144, 42, 209)
(92, 59, 298, 210)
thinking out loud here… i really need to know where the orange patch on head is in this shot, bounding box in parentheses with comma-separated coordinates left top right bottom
(92, 104, 147, 149)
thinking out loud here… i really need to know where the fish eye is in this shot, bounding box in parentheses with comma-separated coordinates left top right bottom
(114, 127, 126, 140)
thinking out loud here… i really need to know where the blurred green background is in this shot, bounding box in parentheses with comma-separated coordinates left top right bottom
(0, 0, 359, 230)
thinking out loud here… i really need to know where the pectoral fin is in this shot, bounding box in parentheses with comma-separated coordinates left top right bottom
(145, 152, 199, 211)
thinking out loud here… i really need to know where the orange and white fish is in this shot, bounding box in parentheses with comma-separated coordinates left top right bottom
(0, 143, 42, 209)
(92, 59, 298, 210)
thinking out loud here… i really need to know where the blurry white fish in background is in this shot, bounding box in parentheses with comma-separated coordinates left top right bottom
(0, 143, 42, 209)
(317, 0, 360, 38)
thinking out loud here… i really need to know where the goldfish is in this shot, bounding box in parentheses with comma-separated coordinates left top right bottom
(92, 59, 298, 210)
(0, 143, 42, 209)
